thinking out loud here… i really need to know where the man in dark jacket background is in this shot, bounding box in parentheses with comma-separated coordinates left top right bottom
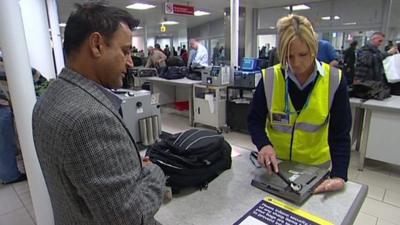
(355, 32, 398, 84)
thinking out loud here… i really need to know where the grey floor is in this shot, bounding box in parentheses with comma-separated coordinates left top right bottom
(1, 110, 400, 225)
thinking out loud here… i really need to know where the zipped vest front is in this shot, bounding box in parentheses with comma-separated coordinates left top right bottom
(262, 63, 341, 165)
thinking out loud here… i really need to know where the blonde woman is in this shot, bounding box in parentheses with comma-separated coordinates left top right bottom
(248, 14, 351, 193)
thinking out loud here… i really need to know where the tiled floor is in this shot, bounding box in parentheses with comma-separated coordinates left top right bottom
(2, 110, 400, 225)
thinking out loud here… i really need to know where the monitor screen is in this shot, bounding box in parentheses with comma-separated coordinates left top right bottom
(241, 58, 257, 71)
(211, 66, 221, 77)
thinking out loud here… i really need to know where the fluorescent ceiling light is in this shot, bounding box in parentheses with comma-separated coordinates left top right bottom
(284, 4, 310, 11)
(59, 23, 66, 27)
(126, 3, 156, 10)
(161, 21, 179, 25)
(134, 26, 143, 30)
(322, 16, 340, 21)
(269, 26, 276, 29)
(343, 22, 357, 25)
(194, 10, 210, 16)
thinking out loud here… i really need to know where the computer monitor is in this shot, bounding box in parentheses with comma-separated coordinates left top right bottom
(210, 66, 221, 77)
(241, 58, 257, 71)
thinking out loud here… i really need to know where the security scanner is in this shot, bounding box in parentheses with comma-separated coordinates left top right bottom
(123, 67, 157, 89)
(233, 58, 262, 88)
(113, 89, 161, 147)
(136, 67, 158, 77)
(201, 66, 230, 86)
(187, 66, 204, 80)
(251, 159, 329, 205)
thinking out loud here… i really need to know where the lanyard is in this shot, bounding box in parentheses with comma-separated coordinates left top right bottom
(284, 75, 318, 116)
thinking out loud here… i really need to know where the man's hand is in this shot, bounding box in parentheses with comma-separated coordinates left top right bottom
(258, 145, 279, 174)
(388, 46, 399, 55)
(142, 156, 153, 166)
(313, 177, 345, 194)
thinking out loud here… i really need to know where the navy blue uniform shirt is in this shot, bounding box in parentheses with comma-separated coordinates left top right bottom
(247, 67, 351, 180)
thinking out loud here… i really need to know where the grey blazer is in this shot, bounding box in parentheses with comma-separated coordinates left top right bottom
(32, 68, 165, 225)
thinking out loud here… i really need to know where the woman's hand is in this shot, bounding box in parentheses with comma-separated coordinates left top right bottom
(258, 145, 279, 174)
(313, 177, 345, 194)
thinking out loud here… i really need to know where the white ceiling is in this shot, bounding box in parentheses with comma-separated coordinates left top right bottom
(56, 0, 328, 33)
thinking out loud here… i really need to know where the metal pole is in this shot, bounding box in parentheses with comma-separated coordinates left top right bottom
(46, 0, 65, 74)
(230, 0, 239, 71)
(19, 0, 56, 79)
(0, 1, 54, 225)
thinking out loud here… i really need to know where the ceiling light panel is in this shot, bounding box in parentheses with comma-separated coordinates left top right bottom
(161, 21, 179, 25)
(284, 4, 310, 11)
(126, 3, 156, 10)
(194, 10, 210, 16)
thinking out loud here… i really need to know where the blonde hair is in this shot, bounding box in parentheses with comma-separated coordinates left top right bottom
(276, 14, 317, 68)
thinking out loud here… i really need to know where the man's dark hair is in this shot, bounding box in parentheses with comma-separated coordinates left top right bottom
(63, 2, 139, 56)
(155, 43, 161, 49)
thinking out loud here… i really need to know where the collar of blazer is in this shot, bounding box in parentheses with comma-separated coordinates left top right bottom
(57, 68, 142, 158)
(58, 68, 124, 123)
(58, 68, 122, 116)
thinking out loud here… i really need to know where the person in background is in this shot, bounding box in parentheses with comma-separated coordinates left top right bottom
(145, 46, 167, 73)
(267, 47, 279, 67)
(354, 32, 398, 84)
(132, 46, 138, 53)
(259, 46, 267, 59)
(181, 48, 188, 65)
(248, 14, 351, 194)
(163, 45, 171, 58)
(0, 56, 47, 184)
(155, 43, 164, 55)
(180, 44, 187, 56)
(343, 41, 358, 86)
(0, 58, 27, 184)
(172, 46, 178, 56)
(32, 3, 165, 225)
(317, 39, 339, 67)
(188, 38, 208, 67)
(212, 42, 221, 65)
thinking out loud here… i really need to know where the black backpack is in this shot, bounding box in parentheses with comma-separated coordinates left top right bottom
(167, 56, 185, 67)
(351, 80, 391, 100)
(159, 66, 187, 80)
(146, 129, 232, 193)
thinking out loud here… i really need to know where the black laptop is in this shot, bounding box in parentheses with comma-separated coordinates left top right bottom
(251, 160, 330, 205)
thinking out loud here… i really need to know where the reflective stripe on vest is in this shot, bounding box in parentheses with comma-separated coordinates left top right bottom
(262, 65, 341, 133)
(261, 63, 342, 165)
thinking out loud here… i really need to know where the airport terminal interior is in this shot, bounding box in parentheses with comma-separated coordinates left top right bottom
(1, 0, 400, 224)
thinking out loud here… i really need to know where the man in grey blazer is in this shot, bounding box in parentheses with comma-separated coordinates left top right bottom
(32, 3, 165, 225)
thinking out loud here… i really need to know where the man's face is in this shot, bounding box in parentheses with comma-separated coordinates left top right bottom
(190, 40, 197, 50)
(97, 23, 133, 89)
(288, 38, 314, 76)
(371, 34, 384, 47)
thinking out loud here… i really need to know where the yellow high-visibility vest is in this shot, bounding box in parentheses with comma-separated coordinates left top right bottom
(262, 62, 341, 165)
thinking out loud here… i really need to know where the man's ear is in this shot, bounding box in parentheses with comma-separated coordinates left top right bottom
(88, 32, 103, 57)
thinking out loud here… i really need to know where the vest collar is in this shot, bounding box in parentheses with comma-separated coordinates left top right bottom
(284, 59, 325, 90)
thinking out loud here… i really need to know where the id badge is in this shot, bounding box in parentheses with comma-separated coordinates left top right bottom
(271, 111, 290, 124)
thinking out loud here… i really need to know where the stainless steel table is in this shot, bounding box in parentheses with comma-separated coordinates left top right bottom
(155, 147, 368, 225)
